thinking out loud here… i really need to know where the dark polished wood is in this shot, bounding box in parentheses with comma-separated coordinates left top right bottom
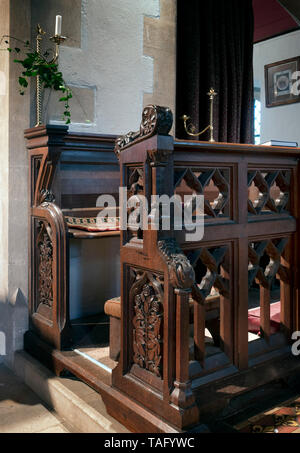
(24, 108, 300, 433)
(106, 107, 300, 431)
(25, 125, 120, 350)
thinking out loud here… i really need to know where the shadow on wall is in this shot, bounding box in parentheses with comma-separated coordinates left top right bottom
(0, 288, 28, 366)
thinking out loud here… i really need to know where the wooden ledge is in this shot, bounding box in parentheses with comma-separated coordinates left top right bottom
(68, 228, 120, 239)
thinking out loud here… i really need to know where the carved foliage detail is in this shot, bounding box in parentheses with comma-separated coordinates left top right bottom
(131, 270, 164, 378)
(114, 105, 173, 157)
(37, 221, 53, 308)
(158, 238, 195, 289)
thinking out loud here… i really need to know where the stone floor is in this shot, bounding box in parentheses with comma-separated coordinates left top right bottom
(0, 364, 72, 433)
(1, 357, 300, 434)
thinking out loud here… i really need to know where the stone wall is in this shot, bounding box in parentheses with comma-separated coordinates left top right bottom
(31, 0, 177, 135)
(0, 0, 177, 366)
(144, 0, 177, 133)
(0, 0, 10, 364)
(0, 0, 31, 366)
(32, 0, 160, 133)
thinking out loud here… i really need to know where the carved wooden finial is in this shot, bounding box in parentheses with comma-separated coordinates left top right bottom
(114, 105, 173, 158)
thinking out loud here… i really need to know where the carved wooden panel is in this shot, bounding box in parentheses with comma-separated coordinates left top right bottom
(174, 167, 230, 219)
(248, 170, 291, 216)
(36, 220, 54, 311)
(130, 269, 164, 378)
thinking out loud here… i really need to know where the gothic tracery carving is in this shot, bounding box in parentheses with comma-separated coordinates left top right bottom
(37, 221, 54, 309)
(131, 270, 164, 378)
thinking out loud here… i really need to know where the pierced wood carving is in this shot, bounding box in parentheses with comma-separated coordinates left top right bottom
(37, 221, 54, 308)
(158, 238, 195, 289)
(187, 246, 230, 304)
(128, 167, 144, 197)
(248, 238, 290, 289)
(126, 167, 145, 240)
(248, 170, 291, 215)
(131, 270, 164, 378)
(114, 105, 173, 158)
(174, 167, 230, 218)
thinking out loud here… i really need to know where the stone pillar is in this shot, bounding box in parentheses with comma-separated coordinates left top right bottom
(0, 0, 31, 366)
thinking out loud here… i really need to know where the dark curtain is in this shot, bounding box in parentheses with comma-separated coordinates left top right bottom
(176, 0, 254, 144)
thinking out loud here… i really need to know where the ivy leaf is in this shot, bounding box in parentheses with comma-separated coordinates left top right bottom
(18, 76, 28, 87)
(4, 34, 72, 124)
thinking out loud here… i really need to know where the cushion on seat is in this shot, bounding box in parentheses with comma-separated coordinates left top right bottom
(248, 301, 281, 335)
(104, 297, 121, 318)
(65, 216, 120, 232)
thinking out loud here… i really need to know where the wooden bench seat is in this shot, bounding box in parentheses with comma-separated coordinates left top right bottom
(104, 297, 121, 360)
(104, 294, 221, 360)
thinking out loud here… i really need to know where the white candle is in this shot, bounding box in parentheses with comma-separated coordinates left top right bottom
(55, 15, 62, 36)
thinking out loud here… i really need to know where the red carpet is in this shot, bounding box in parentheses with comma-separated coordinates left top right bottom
(248, 301, 281, 335)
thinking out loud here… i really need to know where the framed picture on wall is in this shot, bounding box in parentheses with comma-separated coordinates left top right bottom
(265, 56, 300, 108)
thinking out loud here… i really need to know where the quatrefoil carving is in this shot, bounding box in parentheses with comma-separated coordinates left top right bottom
(174, 168, 229, 218)
(248, 170, 290, 215)
(248, 238, 289, 289)
(186, 246, 230, 304)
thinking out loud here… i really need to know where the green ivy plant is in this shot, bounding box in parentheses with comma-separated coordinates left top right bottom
(2, 37, 72, 124)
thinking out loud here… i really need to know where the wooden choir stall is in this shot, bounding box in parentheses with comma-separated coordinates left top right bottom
(24, 106, 300, 433)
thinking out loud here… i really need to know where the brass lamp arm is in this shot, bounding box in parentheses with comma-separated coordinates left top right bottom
(181, 117, 211, 138)
(182, 88, 217, 142)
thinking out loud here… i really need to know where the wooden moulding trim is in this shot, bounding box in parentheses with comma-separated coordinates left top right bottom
(24, 124, 68, 140)
(66, 132, 117, 142)
(67, 229, 120, 239)
(174, 140, 300, 157)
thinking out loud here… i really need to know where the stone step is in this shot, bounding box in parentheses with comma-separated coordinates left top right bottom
(0, 363, 73, 433)
(12, 350, 129, 433)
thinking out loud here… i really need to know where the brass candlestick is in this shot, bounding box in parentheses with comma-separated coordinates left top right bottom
(182, 88, 217, 142)
(35, 24, 67, 127)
